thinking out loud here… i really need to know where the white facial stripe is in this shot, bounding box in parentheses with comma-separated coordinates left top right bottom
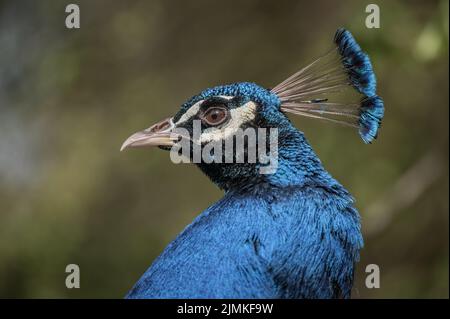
(200, 101, 257, 143)
(175, 96, 234, 126)
(176, 100, 202, 125)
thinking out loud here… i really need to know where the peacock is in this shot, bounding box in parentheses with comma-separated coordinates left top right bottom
(121, 28, 384, 299)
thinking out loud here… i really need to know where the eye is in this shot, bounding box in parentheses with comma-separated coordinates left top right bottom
(201, 106, 229, 126)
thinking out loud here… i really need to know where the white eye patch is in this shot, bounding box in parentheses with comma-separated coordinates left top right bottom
(199, 101, 257, 143)
(175, 101, 202, 125)
(175, 96, 234, 125)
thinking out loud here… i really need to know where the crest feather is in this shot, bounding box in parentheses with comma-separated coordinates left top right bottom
(272, 28, 384, 144)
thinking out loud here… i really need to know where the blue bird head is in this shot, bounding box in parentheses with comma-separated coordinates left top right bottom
(121, 28, 384, 189)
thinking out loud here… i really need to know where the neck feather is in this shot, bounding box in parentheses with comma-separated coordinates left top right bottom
(197, 119, 334, 192)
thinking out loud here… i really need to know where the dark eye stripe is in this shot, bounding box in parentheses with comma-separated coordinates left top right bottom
(175, 95, 247, 126)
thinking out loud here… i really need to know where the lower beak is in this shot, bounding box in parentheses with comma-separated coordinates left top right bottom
(120, 117, 176, 151)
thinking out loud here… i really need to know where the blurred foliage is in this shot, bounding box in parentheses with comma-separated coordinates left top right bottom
(0, 0, 448, 298)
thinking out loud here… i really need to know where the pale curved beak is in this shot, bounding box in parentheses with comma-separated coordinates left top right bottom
(120, 117, 176, 151)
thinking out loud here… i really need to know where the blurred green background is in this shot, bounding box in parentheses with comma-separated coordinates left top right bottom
(0, 0, 448, 298)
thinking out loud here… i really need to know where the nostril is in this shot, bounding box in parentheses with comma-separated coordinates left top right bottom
(158, 122, 170, 131)
(148, 125, 158, 133)
(148, 119, 171, 133)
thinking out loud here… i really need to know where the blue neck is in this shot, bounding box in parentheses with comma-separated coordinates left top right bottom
(197, 114, 337, 193)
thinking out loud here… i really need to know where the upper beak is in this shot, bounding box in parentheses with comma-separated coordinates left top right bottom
(120, 117, 176, 151)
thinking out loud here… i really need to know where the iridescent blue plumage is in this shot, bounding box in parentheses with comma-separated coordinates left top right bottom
(334, 28, 377, 97)
(334, 28, 384, 144)
(123, 28, 382, 299)
(177, 82, 280, 121)
(127, 184, 363, 298)
(126, 82, 364, 298)
(359, 96, 384, 143)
